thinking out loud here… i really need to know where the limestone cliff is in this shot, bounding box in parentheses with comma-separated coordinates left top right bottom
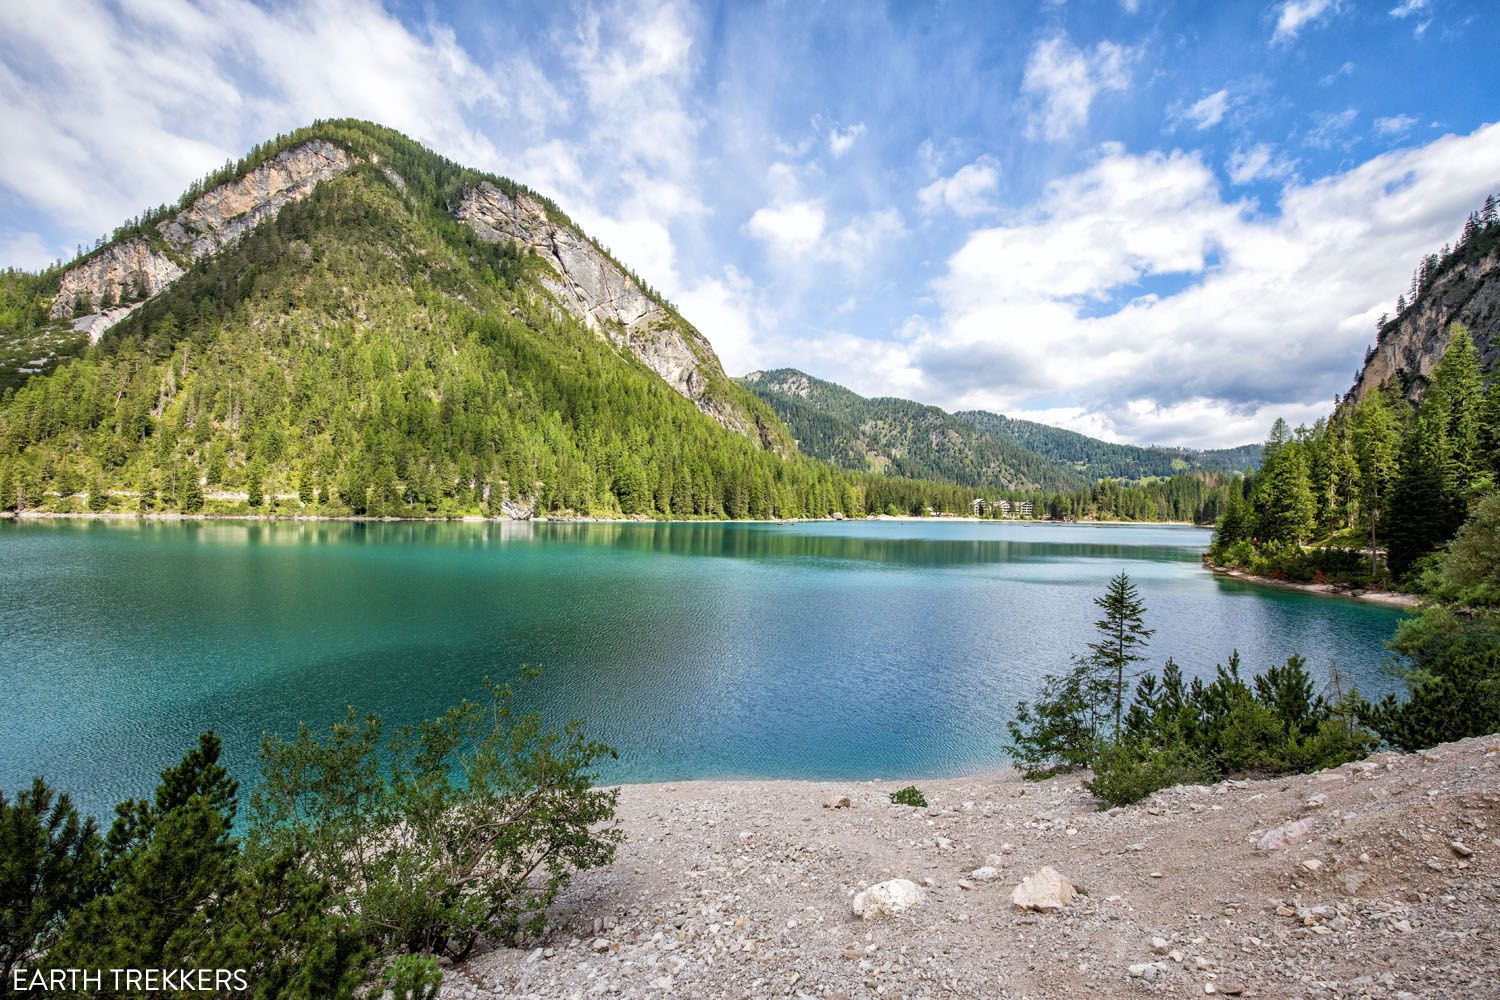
(1347, 247, 1500, 403)
(49, 140, 354, 337)
(455, 182, 755, 438)
(51, 239, 184, 320)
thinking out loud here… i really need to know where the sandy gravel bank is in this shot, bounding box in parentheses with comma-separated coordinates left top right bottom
(446, 736, 1498, 999)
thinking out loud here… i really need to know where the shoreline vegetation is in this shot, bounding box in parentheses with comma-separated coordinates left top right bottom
(1203, 561, 1420, 607)
(0, 508, 1204, 527)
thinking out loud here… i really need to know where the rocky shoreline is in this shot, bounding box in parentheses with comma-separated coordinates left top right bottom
(442, 735, 1498, 999)
(1205, 563, 1421, 608)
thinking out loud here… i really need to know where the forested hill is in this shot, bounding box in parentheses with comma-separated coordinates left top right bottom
(739, 367, 1258, 488)
(954, 410, 1261, 480)
(739, 368, 1085, 492)
(0, 119, 1003, 520)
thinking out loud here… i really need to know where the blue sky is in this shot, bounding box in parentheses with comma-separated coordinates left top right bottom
(2, 0, 1498, 447)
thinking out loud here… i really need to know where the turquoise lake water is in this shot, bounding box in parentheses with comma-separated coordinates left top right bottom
(0, 518, 1409, 819)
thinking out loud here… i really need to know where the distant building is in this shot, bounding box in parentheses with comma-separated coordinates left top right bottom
(995, 499, 1012, 517)
(1019, 500, 1034, 518)
(970, 497, 987, 516)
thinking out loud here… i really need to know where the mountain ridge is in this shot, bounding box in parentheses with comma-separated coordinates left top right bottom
(740, 367, 1260, 490)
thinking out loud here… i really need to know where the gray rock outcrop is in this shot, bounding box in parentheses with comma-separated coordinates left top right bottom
(455, 182, 755, 439)
(49, 139, 355, 338)
(1347, 248, 1500, 403)
(50, 240, 184, 323)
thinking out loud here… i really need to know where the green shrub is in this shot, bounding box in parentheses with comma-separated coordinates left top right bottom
(385, 954, 442, 1000)
(888, 786, 928, 808)
(1084, 740, 1214, 807)
(250, 671, 621, 960)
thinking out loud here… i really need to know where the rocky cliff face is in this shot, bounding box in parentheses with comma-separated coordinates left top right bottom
(51, 239, 184, 320)
(49, 140, 354, 338)
(456, 182, 754, 438)
(1347, 248, 1500, 402)
(156, 139, 352, 260)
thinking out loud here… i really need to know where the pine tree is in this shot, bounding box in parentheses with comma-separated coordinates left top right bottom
(1351, 390, 1401, 577)
(1081, 571, 1154, 741)
(1385, 413, 1450, 579)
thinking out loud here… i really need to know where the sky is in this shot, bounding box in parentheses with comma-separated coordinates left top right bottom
(2, 0, 1498, 449)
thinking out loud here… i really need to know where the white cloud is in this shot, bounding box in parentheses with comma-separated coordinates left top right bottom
(0, 231, 57, 271)
(1227, 144, 1298, 185)
(1022, 35, 1135, 142)
(676, 266, 766, 376)
(827, 122, 866, 158)
(1374, 114, 1418, 136)
(1271, 0, 1340, 45)
(1120, 0, 1143, 12)
(918, 157, 1001, 217)
(1388, 0, 1428, 16)
(745, 200, 826, 257)
(888, 123, 1500, 447)
(1175, 89, 1231, 131)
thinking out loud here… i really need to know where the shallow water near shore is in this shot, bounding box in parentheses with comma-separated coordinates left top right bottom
(0, 518, 1407, 819)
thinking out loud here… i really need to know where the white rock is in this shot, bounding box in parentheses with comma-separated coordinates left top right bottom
(852, 879, 926, 919)
(969, 865, 1001, 882)
(1010, 866, 1076, 911)
(1256, 817, 1315, 850)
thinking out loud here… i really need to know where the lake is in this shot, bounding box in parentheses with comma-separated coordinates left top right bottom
(0, 518, 1408, 819)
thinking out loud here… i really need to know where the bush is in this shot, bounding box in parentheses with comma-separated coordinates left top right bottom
(888, 786, 928, 808)
(250, 672, 621, 960)
(385, 954, 442, 1000)
(1363, 606, 1500, 751)
(1084, 740, 1214, 807)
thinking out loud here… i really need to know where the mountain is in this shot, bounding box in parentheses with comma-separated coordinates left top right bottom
(738, 368, 1085, 492)
(1346, 202, 1500, 405)
(739, 368, 1258, 490)
(952, 410, 1261, 481)
(2, 120, 997, 520)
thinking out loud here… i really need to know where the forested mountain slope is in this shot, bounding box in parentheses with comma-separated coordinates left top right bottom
(954, 410, 1261, 480)
(0, 120, 997, 520)
(739, 368, 1084, 492)
(740, 368, 1258, 490)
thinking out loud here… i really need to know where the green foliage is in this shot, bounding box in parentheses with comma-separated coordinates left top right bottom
(0, 779, 103, 985)
(385, 954, 443, 1000)
(1012, 577, 1377, 805)
(41, 733, 366, 998)
(888, 786, 928, 808)
(250, 672, 621, 961)
(1082, 571, 1154, 741)
(1364, 607, 1500, 752)
(1084, 739, 1215, 808)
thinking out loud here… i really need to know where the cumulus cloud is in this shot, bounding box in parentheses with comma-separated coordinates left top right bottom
(1022, 35, 1135, 141)
(1271, 0, 1341, 45)
(745, 200, 827, 257)
(879, 122, 1500, 447)
(917, 157, 1001, 216)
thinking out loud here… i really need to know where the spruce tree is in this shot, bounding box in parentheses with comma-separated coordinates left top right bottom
(1083, 571, 1155, 741)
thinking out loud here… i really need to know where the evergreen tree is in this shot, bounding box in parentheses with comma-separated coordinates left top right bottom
(1385, 412, 1450, 579)
(1351, 390, 1401, 576)
(1082, 571, 1154, 741)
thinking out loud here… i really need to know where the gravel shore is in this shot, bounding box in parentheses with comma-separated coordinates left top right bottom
(443, 735, 1499, 999)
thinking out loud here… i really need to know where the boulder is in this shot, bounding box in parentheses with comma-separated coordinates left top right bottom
(823, 795, 851, 809)
(1010, 866, 1076, 911)
(1255, 817, 1315, 851)
(851, 879, 926, 919)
